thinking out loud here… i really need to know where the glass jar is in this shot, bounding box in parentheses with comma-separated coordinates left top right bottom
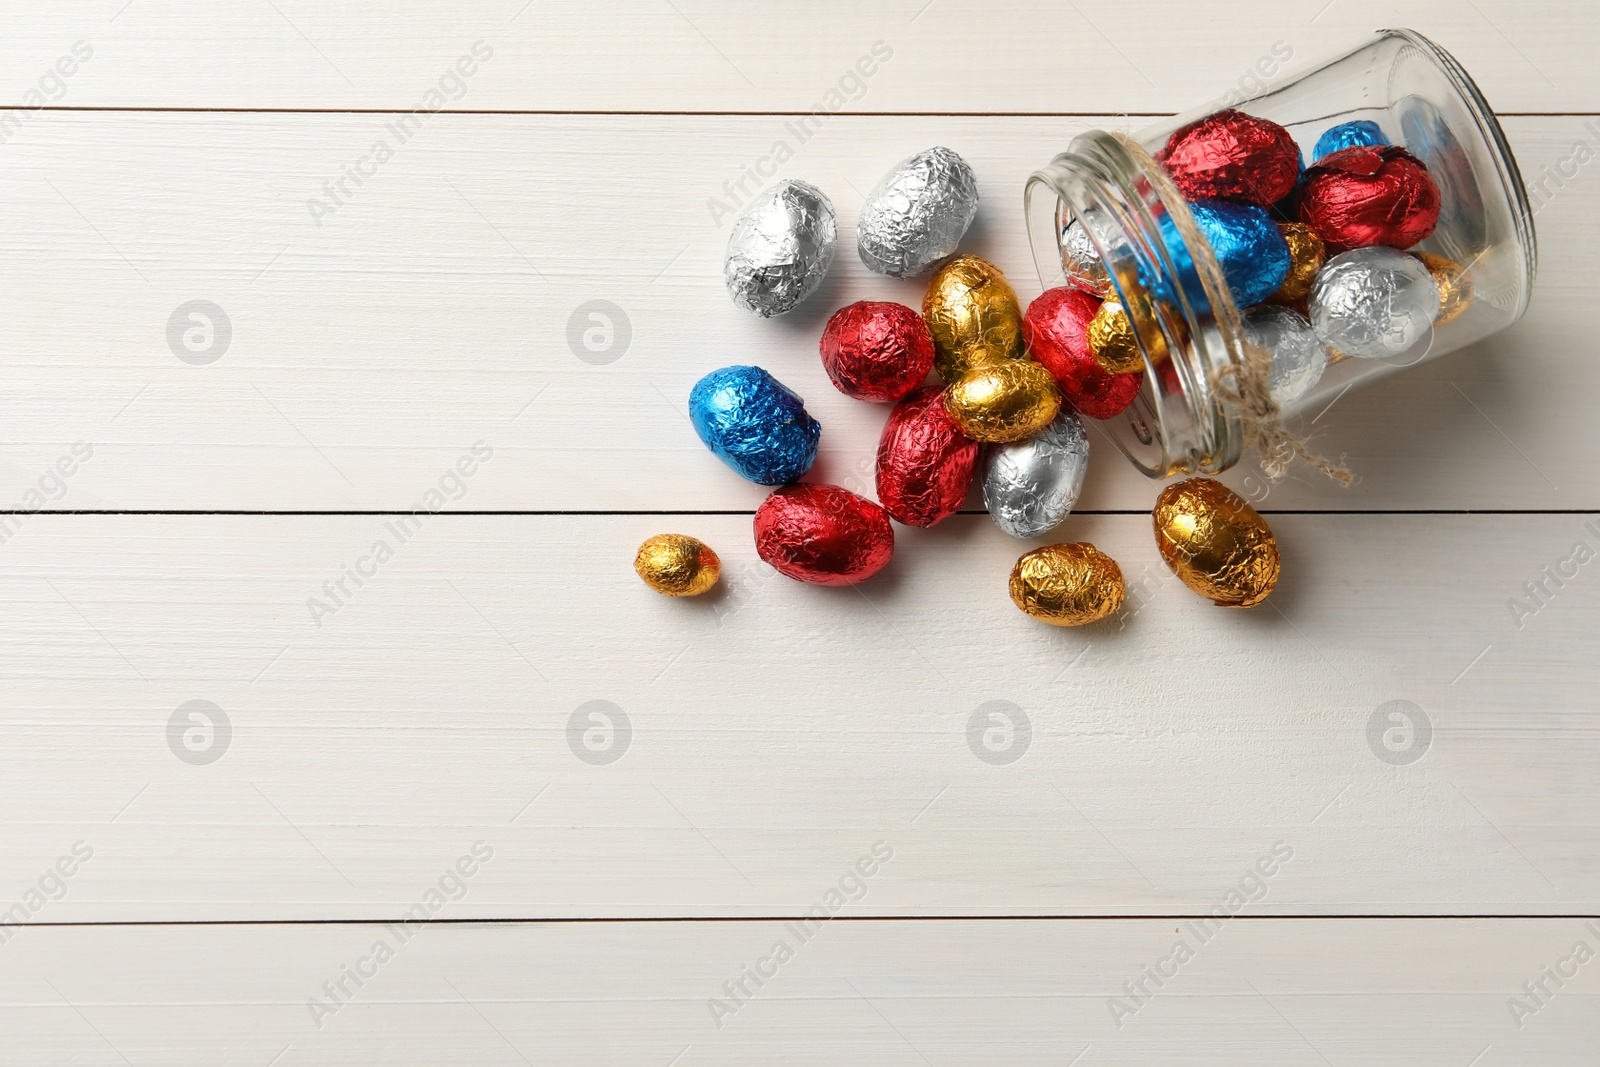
(1023, 29, 1536, 478)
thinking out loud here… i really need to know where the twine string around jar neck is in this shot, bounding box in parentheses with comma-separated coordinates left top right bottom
(1112, 133, 1354, 486)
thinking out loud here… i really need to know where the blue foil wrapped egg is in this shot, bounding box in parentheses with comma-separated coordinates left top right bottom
(689, 366, 821, 485)
(1313, 120, 1389, 162)
(1147, 200, 1291, 311)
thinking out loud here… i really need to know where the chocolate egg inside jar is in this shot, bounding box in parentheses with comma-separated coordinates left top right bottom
(1023, 29, 1536, 480)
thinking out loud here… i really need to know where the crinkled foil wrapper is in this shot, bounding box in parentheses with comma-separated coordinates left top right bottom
(1152, 478, 1280, 608)
(875, 385, 980, 528)
(1155, 109, 1302, 207)
(1190, 200, 1291, 309)
(1312, 119, 1389, 163)
(922, 254, 1024, 383)
(1268, 222, 1327, 310)
(1299, 145, 1440, 252)
(1009, 543, 1125, 626)
(857, 146, 979, 278)
(983, 412, 1089, 538)
(725, 180, 836, 317)
(754, 483, 894, 586)
(688, 365, 820, 485)
(820, 300, 936, 403)
(1060, 219, 1113, 296)
(1308, 247, 1439, 359)
(1241, 304, 1325, 405)
(1414, 251, 1474, 326)
(942, 359, 1061, 444)
(634, 534, 721, 596)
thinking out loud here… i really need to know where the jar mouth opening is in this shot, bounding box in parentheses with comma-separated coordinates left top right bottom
(1025, 133, 1243, 479)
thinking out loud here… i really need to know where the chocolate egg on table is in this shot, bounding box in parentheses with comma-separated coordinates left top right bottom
(1413, 251, 1474, 326)
(634, 534, 721, 597)
(1308, 247, 1439, 359)
(943, 359, 1062, 443)
(876, 385, 980, 528)
(1022, 287, 1143, 420)
(922, 254, 1025, 382)
(1061, 219, 1113, 297)
(724, 179, 836, 317)
(1153, 477, 1280, 607)
(983, 411, 1090, 538)
(819, 301, 935, 403)
(1241, 304, 1326, 405)
(1269, 222, 1326, 310)
(857, 146, 979, 278)
(1009, 543, 1125, 626)
(754, 483, 894, 586)
(689, 365, 821, 485)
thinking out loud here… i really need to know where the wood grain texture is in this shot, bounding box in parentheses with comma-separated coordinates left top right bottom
(2, 1, 1595, 113)
(0, 115, 1591, 511)
(2, 512, 1594, 919)
(1, 919, 1595, 1065)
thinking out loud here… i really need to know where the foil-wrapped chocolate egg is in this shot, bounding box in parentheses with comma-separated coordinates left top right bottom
(983, 411, 1090, 538)
(1313, 119, 1389, 162)
(634, 534, 721, 597)
(754, 483, 894, 586)
(1155, 109, 1302, 206)
(943, 359, 1062, 443)
(1153, 478, 1280, 607)
(857, 146, 979, 278)
(724, 180, 836, 317)
(1023, 287, 1143, 420)
(1188, 200, 1292, 308)
(1308, 247, 1440, 359)
(1269, 222, 1326, 310)
(1087, 292, 1167, 375)
(1241, 304, 1326, 405)
(1009, 543, 1125, 626)
(922, 254, 1025, 383)
(689, 365, 821, 485)
(1414, 251, 1474, 326)
(820, 301, 935, 402)
(1299, 145, 1440, 251)
(1061, 219, 1113, 297)
(876, 385, 980, 527)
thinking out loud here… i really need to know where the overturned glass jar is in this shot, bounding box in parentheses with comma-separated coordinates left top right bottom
(1024, 29, 1536, 479)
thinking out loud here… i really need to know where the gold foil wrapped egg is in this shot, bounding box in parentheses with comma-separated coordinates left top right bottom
(1269, 222, 1326, 311)
(922, 254, 1025, 383)
(1413, 251, 1474, 326)
(1087, 293, 1167, 374)
(943, 359, 1062, 443)
(1009, 543, 1125, 626)
(634, 534, 721, 596)
(1152, 478, 1280, 607)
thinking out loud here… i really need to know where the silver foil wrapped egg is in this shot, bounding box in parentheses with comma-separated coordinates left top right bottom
(1061, 219, 1113, 297)
(1241, 304, 1327, 405)
(1308, 247, 1440, 359)
(856, 147, 979, 278)
(725, 180, 836, 317)
(982, 411, 1090, 538)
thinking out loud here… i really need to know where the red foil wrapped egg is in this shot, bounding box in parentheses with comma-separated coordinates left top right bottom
(875, 385, 980, 527)
(819, 301, 936, 402)
(1023, 287, 1143, 420)
(1298, 145, 1441, 252)
(1155, 109, 1302, 207)
(754, 483, 894, 585)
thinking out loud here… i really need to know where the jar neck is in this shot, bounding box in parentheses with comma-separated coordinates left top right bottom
(1025, 132, 1243, 478)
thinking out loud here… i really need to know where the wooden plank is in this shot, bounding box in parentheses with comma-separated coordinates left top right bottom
(0, 115, 1591, 512)
(0, 919, 1594, 1064)
(2, 1, 1594, 113)
(1, 512, 1595, 920)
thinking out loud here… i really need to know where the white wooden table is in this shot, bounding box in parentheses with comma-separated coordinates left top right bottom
(2, 2, 1597, 1062)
